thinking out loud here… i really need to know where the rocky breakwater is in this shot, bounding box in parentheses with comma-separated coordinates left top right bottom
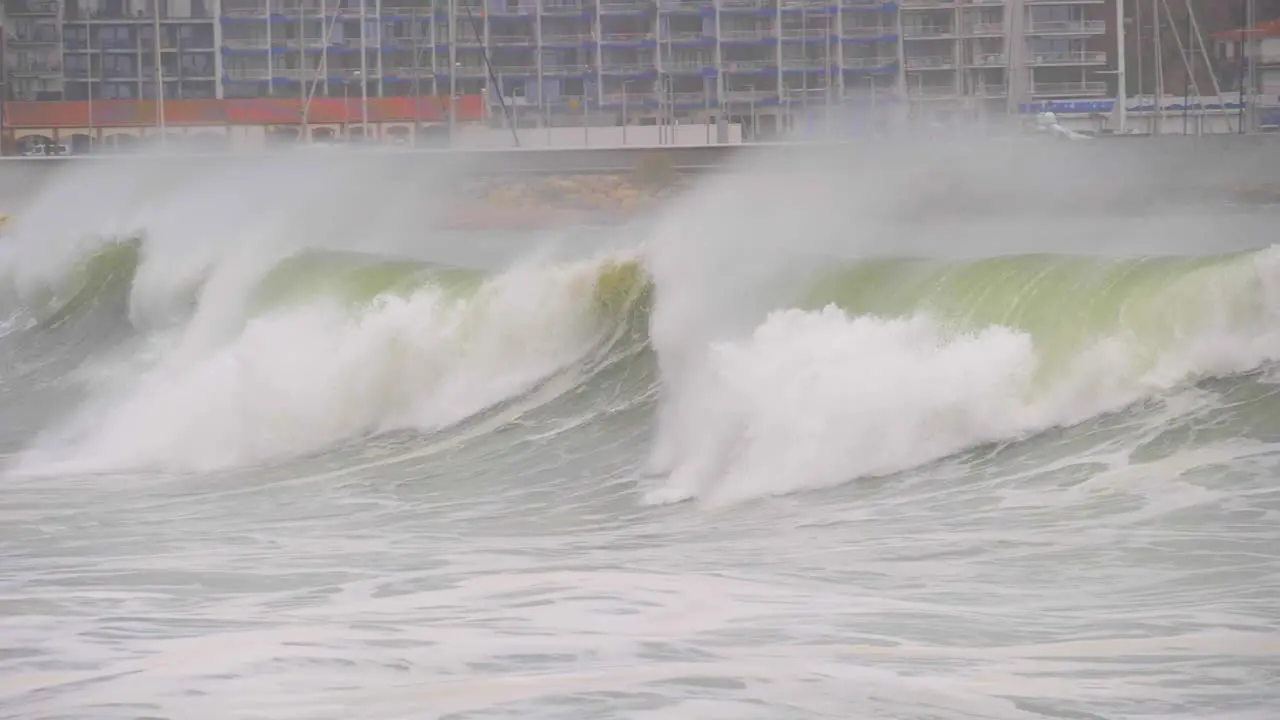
(441, 155, 686, 230)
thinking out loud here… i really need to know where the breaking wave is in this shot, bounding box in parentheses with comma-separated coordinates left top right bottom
(3, 219, 1280, 508)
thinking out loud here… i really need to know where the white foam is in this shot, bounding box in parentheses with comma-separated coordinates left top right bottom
(18, 258, 609, 474)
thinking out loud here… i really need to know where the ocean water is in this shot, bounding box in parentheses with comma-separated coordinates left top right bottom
(1, 148, 1278, 720)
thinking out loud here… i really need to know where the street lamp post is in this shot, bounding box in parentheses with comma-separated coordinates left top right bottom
(621, 78, 642, 145)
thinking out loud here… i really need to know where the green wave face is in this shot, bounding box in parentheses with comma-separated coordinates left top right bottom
(248, 250, 487, 315)
(801, 251, 1270, 382)
(34, 236, 143, 331)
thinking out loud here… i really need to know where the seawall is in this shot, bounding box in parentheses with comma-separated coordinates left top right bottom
(5, 137, 1280, 217)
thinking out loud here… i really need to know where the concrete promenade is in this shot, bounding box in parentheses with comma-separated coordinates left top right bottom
(4, 136, 1280, 213)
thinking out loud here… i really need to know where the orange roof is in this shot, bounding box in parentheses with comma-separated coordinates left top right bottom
(3, 96, 484, 129)
(1213, 18, 1280, 41)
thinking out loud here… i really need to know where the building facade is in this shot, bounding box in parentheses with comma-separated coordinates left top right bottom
(2, 0, 1123, 137)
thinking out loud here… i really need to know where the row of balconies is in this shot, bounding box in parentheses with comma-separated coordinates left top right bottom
(207, 21, 1101, 49)
(61, 67, 219, 79)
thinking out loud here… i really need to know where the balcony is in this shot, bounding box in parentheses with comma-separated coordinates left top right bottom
(599, 63, 656, 74)
(720, 29, 775, 42)
(490, 64, 538, 75)
(903, 25, 956, 39)
(490, 34, 537, 45)
(663, 31, 714, 44)
(723, 89, 776, 102)
(385, 66, 436, 77)
(841, 55, 897, 68)
(780, 57, 830, 70)
(9, 27, 61, 44)
(222, 38, 273, 50)
(1025, 20, 1106, 35)
(722, 59, 776, 72)
(900, 0, 954, 7)
(909, 83, 959, 98)
(223, 6, 269, 17)
(600, 91, 657, 105)
(488, 0, 537, 14)
(1031, 80, 1107, 96)
(779, 0, 835, 11)
(781, 87, 829, 103)
(966, 22, 1003, 35)
(666, 91, 712, 105)
(543, 33, 594, 44)
(841, 26, 896, 39)
(382, 5, 437, 16)
(662, 58, 714, 73)
(1027, 50, 1106, 65)
(781, 28, 833, 41)
(720, 0, 773, 10)
(8, 0, 58, 15)
(905, 55, 955, 68)
(658, 0, 713, 12)
(841, 0, 895, 8)
(542, 63, 592, 74)
(970, 52, 1006, 65)
(450, 64, 489, 76)
(598, 0, 654, 13)
(600, 32, 655, 43)
(9, 62, 62, 76)
(542, 0, 587, 13)
(972, 83, 1008, 97)
(225, 67, 271, 81)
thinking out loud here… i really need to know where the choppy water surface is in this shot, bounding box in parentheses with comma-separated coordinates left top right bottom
(1, 150, 1278, 719)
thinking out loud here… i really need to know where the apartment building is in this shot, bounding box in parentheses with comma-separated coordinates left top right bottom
(5, 0, 218, 101)
(2, 0, 1123, 133)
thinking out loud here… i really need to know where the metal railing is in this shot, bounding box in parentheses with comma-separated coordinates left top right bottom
(971, 52, 1006, 65)
(841, 26, 895, 38)
(224, 67, 271, 80)
(600, 91, 658, 104)
(658, 0, 713, 10)
(781, 87, 830, 102)
(905, 55, 955, 68)
(1026, 20, 1106, 34)
(841, 55, 897, 67)
(543, 33, 594, 43)
(780, 28, 832, 40)
(722, 59, 776, 71)
(780, 57, 829, 68)
(1032, 80, 1108, 95)
(9, 0, 59, 14)
(1027, 50, 1107, 64)
(10, 62, 62, 74)
(720, 29, 774, 41)
(910, 84, 959, 97)
(663, 58, 714, 70)
(223, 38, 273, 49)
(723, 89, 775, 101)
(488, 0, 538, 12)
(223, 6, 269, 16)
(542, 0, 587, 12)
(491, 64, 538, 74)
(542, 63, 591, 74)
(664, 31, 713, 42)
(600, 31, 654, 41)
(600, 62, 654, 73)
(490, 34, 537, 45)
(967, 22, 1003, 35)
(902, 25, 956, 38)
(598, 0, 654, 11)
